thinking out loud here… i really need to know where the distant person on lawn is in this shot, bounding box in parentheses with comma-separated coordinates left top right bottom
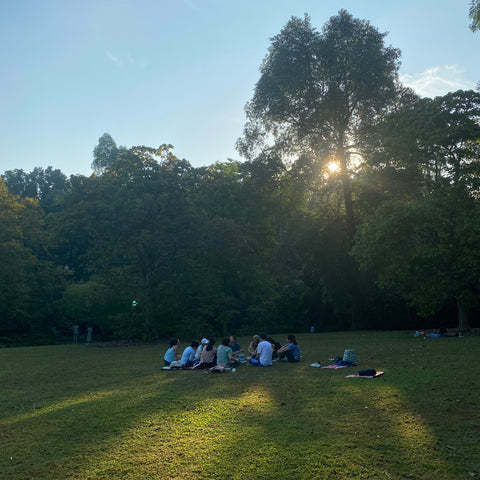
(249, 333, 272, 367)
(164, 338, 180, 366)
(277, 335, 301, 362)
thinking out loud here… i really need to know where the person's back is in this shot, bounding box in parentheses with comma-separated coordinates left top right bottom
(180, 345, 195, 366)
(200, 340, 217, 365)
(256, 336, 273, 366)
(217, 344, 233, 366)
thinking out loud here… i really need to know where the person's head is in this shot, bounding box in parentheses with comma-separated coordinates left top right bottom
(201, 338, 209, 346)
(229, 335, 236, 345)
(206, 337, 216, 351)
(260, 333, 267, 341)
(287, 334, 297, 345)
(191, 340, 200, 349)
(169, 338, 179, 348)
(222, 337, 230, 346)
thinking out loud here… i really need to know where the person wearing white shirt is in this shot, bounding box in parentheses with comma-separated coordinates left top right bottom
(249, 333, 272, 367)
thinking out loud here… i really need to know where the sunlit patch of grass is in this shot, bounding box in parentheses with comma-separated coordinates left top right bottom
(74, 386, 279, 479)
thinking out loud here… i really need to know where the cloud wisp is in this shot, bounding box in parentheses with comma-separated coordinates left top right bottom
(106, 51, 124, 68)
(401, 65, 476, 98)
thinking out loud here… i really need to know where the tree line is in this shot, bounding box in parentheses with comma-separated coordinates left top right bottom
(2, 10, 479, 344)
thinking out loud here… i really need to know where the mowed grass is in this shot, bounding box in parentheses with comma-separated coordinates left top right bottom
(1, 331, 479, 479)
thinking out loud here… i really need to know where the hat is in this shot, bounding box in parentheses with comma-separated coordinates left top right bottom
(253, 335, 260, 340)
(201, 338, 209, 344)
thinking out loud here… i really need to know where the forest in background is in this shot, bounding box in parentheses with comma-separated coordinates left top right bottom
(2, 10, 480, 345)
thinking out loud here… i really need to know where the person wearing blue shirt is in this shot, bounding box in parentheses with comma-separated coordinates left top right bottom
(168, 340, 200, 369)
(277, 335, 301, 362)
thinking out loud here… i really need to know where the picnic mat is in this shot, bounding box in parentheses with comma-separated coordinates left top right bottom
(346, 371, 384, 379)
(322, 364, 349, 369)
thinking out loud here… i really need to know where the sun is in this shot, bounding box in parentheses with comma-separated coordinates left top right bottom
(327, 161, 340, 173)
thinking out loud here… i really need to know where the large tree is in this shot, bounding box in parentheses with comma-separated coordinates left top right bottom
(237, 10, 402, 244)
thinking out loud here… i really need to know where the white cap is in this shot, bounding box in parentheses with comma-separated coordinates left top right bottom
(201, 338, 209, 344)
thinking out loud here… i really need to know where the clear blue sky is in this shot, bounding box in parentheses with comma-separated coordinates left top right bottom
(1, 0, 478, 177)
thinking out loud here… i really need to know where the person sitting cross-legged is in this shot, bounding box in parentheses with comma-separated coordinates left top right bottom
(229, 335, 246, 363)
(217, 337, 240, 369)
(247, 335, 260, 361)
(164, 338, 180, 366)
(277, 335, 301, 362)
(192, 338, 217, 369)
(169, 340, 200, 368)
(249, 333, 272, 367)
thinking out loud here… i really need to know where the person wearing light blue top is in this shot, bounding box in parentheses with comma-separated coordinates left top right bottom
(277, 334, 301, 362)
(164, 338, 179, 366)
(169, 340, 199, 368)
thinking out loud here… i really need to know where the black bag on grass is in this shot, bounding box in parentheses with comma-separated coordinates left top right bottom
(358, 369, 376, 376)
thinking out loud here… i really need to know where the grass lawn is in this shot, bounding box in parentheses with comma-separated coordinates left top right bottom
(1, 331, 479, 479)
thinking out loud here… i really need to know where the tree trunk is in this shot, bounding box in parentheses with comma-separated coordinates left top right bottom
(336, 134, 355, 247)
(341, 174, 356, 247)
(457, 297, 471, 334)
(350, 301, 363, 330)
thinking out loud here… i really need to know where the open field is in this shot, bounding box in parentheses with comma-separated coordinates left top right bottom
(1, 331, 479, 479)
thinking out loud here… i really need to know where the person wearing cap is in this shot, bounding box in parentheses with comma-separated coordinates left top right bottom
(192, 338, 217, 369)
(195, 338, 209, 360)
(249, 334, 272, 367)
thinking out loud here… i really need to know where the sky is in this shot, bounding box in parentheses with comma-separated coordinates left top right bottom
(1, 0, 479, 177)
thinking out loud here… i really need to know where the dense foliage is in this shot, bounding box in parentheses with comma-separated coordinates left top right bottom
(2, 11, 479, 344)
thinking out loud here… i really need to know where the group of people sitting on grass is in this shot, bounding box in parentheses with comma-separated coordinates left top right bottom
(163, 333, 301, 371)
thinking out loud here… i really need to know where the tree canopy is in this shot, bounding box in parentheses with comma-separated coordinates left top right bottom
(470, 0, 480, 31)
(1, 11, 480, 344)
(237, 10, 402, 244)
